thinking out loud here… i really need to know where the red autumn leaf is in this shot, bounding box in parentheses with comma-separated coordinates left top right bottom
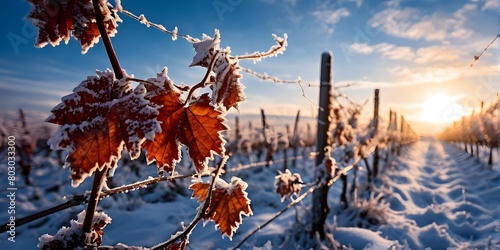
(190, 177, 252, 239)
(46, 70, 159, 187)
(144, 69, 227, 174)
(27, 0, 121, 54)
(165, 238, 188, 250)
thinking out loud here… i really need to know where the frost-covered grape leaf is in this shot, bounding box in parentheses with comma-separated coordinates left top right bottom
(38, 210, 111, 249)
(27, 0, 122, 54)
(46, 70, 159, 187)
(274, 169, 303, 202)
(144, 69, 227, 174)
(189, 29, 220, 67)
(189, 30, 245, 110)
(212, 52, 245, 110)
(190, 177, 252, 239)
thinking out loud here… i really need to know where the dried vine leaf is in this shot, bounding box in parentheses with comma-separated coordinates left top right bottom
(165, 239, 188, 250)
(46, 70, 159, 186)
(38, 210, 111, 249)
(27, 0, 122, 53)
(189, 30, 245, 110)
(212, 52, 245, 110)
(144, 69, 227, 175)
(189, 29, 220, 67)
(274, 169, 303, 202)
(190, 177, 252, 239)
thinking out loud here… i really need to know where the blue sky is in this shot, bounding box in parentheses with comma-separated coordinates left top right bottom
(0, 0, 499, 134)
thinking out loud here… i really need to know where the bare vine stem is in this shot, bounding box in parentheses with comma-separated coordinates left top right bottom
(152, 156, 229, 249)
(118, 7, 287, 61)
(233, 163, 355, 249)
(0, 195, 87, 233)
(183, 51, 220, 105)
(82, 0, 124, 243)
(118, 9, 197, 43)
(127, 77, 191, 92)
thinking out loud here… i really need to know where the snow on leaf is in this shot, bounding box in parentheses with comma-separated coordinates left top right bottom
(189, 29, 220, 67)
(274, 169, 303, 202)
(190, 177, 252, 239)
(38, 210, 111, 249)
(144, 70, 227, 174)
(46, 70, 159, 187)
(27, 0, 122, 54)
(212, 52, 245, 110)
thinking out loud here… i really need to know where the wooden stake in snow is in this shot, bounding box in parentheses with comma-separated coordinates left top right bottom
(311, 52, 332, 239)
(372, 89, 380, 179)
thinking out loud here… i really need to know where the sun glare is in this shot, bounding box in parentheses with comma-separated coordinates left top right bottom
(420, 93, 466, 124)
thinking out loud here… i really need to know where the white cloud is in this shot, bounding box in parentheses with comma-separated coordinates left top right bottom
(349, 43, 415, 61)
(312, 8, 350, 25)
(338, 0, 363, 8)
(482, 0, 500, 10)
(414, 46, 462, 64)
(312, 8, 350, 33)
(368, 3, 475, 42)
(349, 43, 374, 54)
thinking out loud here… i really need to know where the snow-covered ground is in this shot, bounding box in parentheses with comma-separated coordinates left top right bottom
(1, 137, 499, 249)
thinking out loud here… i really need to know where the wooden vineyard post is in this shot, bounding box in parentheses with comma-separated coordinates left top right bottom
(235, 116, 241, 142)
(372, 89, 380, 179)
(312, 51, 332, 239)
(292, 110, 300, 167)
(398, 115, 404, 156)
(261, 109, 274, 166)
(385, 110, 393, 162)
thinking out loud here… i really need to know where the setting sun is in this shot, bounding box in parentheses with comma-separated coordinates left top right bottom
(420, 93, 467, 124)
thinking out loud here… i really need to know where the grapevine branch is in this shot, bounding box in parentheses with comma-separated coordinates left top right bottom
(99, 172, 203, 199)
(118, 9, 197, 43)
(241, 67, 318, 107)
(184, 51, 221, 105)
(127, 77, 191, 92)
(233, 163, 355, 249)
(82, 0, 123, 242)
(0, 172, 205, 234)
(118, 5, 288, 61)
(0, 195, 87, 233)
(460, 33, 499, 79)
(152, 156, 229, 249)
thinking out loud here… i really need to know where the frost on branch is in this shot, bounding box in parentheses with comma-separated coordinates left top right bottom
(274, 169, 303, 202)
(46, 70, 159, 187)
(238, 33, 288, 62)
(190, 177, 252, 239)
(38, 210, 111, 249)
(143, 69, 227, 175)
(27, 0, 122, 54)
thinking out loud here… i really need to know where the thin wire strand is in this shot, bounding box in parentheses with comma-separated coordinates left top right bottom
(460, 33, 499, 79)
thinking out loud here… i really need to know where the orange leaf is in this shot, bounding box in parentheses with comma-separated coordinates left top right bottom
(165, 239, 188, 250)
(47, 70, 159, 186)
(27, 0, 121, 54)
(190, 177, 252, 239)
(144, 70, 227, 174)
